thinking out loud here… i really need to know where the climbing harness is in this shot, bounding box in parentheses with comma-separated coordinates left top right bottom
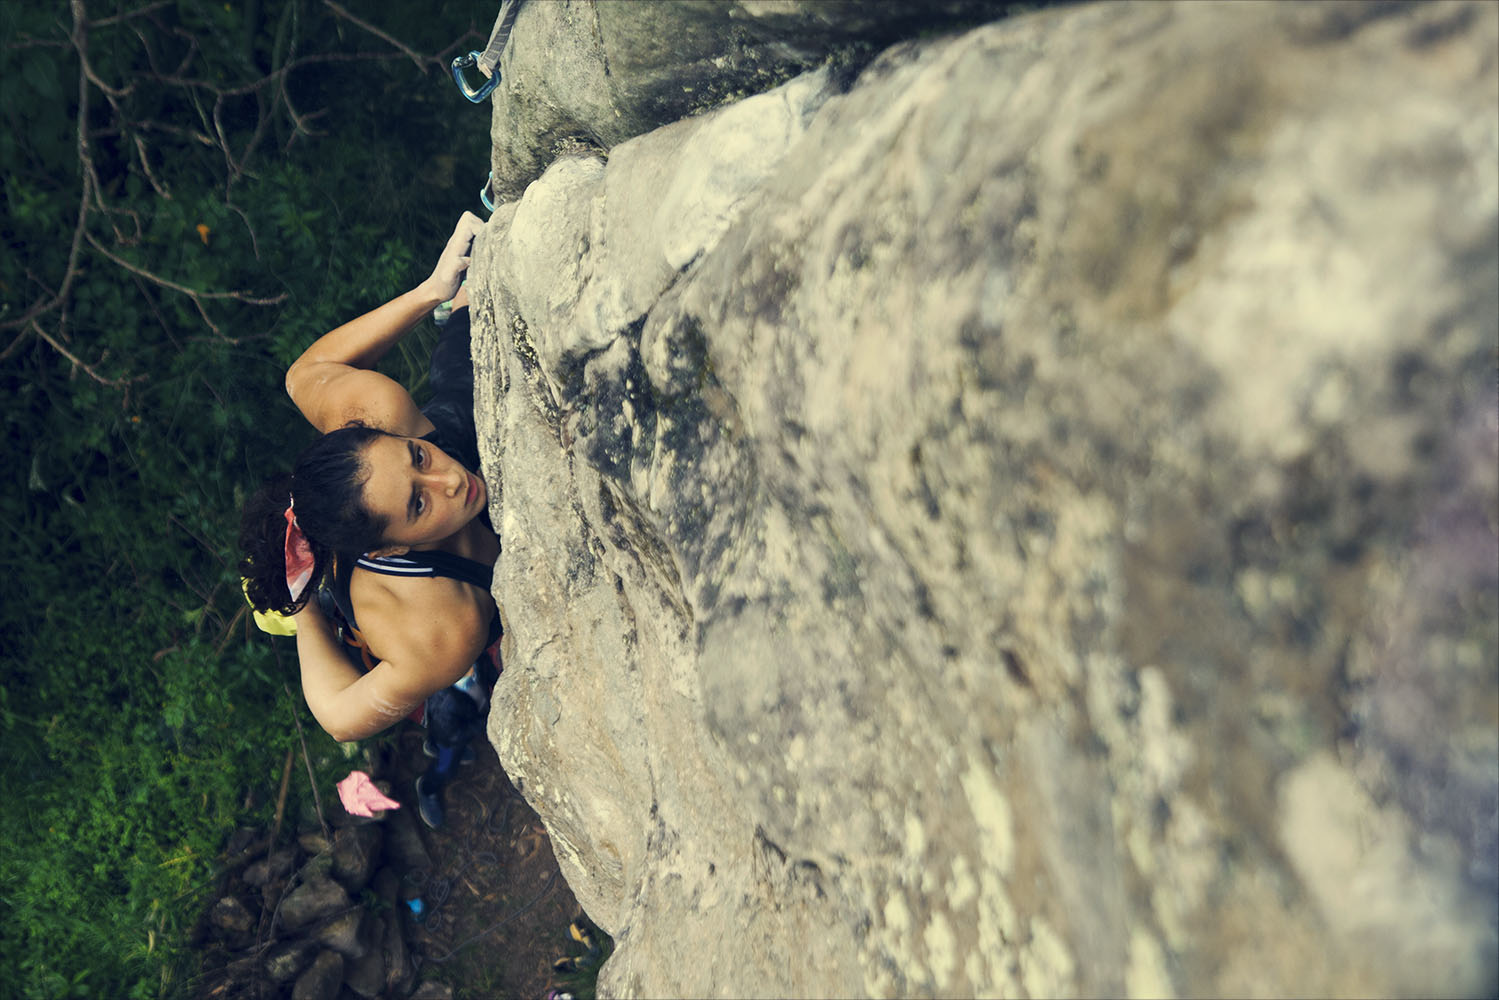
(451, 0, 521, 103)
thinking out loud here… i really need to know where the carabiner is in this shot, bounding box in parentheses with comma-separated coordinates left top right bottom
(479, 171, 496, 213)
(451, 51, 498, 103)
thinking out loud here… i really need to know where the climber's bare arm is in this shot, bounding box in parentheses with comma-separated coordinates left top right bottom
(293, 583, 487, 743)
(285, 212, 484, 437)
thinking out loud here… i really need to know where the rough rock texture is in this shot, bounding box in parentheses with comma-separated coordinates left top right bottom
(471, 1, 1499, 996)
(484, 0, 1013, 201)
(291, 950, 343, 1000)
(277, 877, 351, 933)
(328, 824, 381, 893)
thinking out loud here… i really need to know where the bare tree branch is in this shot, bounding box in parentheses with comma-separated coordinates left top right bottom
(168, 511, 226, 567)
(323, 0, 434, 73)
(283, 683, 331, 842)
(3, 36, 70, 51)
(90, 1, 170, 28)
(280, 87, 329, 153)
(32, 320, 133, 386)
(83, 231, 286, 341)
(135, 119, 217, 147)
(224, 201, 265, 262)
(209, 92, 242, 180)
(1, 1, 102, 340)
(132, 132, 172, 197)
(77, 38, 132, 97)
(0, 329, 30, 363)
(83, 232, 287, 307)
(217, 49, 408, 99)
(5, 0, 437, 362)
(434, 27, 487, 65)
(128, 272, 181, 348)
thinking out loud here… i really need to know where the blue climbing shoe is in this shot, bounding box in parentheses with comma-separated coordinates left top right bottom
(415, 774, 445, 831)
(423, 738, 476, 765)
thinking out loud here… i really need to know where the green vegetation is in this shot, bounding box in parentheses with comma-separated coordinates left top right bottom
(547, 916, 614, 1000)
(0, 2, 489, 995)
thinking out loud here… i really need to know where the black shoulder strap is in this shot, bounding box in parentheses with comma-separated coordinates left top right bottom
(329, 556, 358, 630)
(354, 549, 493, 591)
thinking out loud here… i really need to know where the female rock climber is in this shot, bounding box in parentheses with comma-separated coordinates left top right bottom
(239, 212, 498, 830)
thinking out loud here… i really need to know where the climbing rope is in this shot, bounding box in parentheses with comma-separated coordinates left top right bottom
(452, 0, 522, 103)
(424, 870, 559, 964)
(405, 781, 561, 965)
(401, 785, 508, 930)
(403, 849, 501, 932)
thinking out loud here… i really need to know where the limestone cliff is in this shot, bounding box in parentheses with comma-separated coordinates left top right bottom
(469, 2, 1498, 995)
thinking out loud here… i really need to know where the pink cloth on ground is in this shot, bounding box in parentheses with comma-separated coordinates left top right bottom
(337, 770, 401, 817)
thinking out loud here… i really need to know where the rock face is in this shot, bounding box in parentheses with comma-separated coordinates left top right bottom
(484, 0, 1011, 201)
(470, 1, 1498, 996)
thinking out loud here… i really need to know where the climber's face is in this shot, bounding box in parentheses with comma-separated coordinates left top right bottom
(358, 434, 487, 553)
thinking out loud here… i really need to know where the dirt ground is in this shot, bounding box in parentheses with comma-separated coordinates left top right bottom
(381, 724, 588, 1000)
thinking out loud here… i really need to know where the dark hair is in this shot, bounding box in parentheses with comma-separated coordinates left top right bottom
(238, 424, 396, 615)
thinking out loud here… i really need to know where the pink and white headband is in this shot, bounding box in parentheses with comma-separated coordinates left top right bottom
(283, 501, 315, 601)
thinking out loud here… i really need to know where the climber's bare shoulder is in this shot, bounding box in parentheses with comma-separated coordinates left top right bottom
(288, 364, 435, 439)
(350, 571, 490, 693)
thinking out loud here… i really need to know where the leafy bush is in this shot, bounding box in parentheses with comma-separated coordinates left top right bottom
(0, 1, 489, 994)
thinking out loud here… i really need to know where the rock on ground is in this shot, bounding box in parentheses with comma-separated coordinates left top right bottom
(470, 1, 1498, 996)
